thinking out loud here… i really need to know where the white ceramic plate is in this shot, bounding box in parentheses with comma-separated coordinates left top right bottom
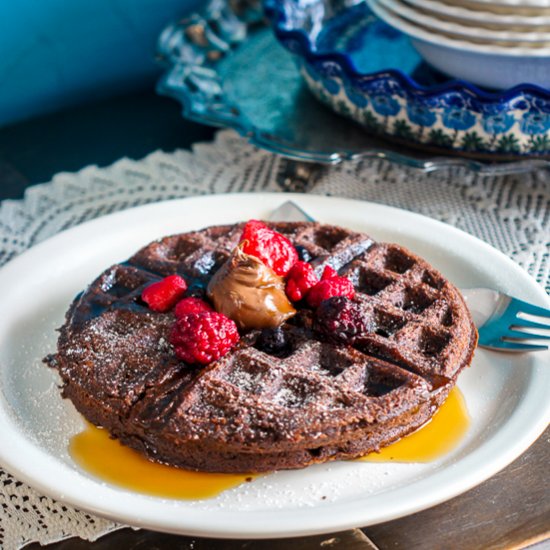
(368, 0, 550, 54)
(404, 0, 550, 28)
(443, 0, 550, 11)
(368, 0, 550, 88)
(380, 0, 550, 41)
(0, 194, 549, 539)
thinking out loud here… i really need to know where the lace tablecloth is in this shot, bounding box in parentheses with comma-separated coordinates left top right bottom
(1, 130, 549, 549)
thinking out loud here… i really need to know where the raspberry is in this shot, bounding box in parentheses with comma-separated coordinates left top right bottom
(141, 275, 187, 312)
(285, 261, 319, 302)
(321, 265, 338, 280)
(170, 312, 239, 365)
(306, 273, 355, 308)
(240, 220, 298, 277)
(315, 296, 371, 343)
(174, 297, 213, 319)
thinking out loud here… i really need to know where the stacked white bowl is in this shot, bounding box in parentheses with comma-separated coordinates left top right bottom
(367, 0, 550, 89)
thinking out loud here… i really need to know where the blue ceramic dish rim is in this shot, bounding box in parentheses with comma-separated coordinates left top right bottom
(264, 0, 550, 103)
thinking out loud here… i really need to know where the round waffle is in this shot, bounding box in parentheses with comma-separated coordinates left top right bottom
(46, 222, 477, 473)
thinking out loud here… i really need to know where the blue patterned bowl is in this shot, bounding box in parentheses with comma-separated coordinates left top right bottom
(265, 0, 550, 157)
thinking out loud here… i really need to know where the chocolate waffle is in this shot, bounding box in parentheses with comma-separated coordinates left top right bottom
(46, 222, 477, 473)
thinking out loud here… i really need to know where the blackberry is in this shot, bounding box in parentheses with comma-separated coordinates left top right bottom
(255, 327, 292, 357)
(315, 297, 372, 343)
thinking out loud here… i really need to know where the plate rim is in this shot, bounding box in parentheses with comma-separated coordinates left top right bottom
(368, 0, 550, 54)
(377, 0, 550, 42)
(404, 0, 550, 25)
(0, 193, 549, 539)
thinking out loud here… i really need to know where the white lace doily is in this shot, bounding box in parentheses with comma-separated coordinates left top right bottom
(0, 130, 549, 549)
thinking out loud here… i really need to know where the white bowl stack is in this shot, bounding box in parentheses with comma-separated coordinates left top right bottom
(367, 0, 550, 89)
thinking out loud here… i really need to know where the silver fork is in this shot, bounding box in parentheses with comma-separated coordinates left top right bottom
(270, 200, 550, 353)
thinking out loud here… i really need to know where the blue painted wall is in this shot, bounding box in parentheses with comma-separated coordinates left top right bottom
(0, 0, 201, 126)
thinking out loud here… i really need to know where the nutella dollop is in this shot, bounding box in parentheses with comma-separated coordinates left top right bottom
(207, 246, 296, 330)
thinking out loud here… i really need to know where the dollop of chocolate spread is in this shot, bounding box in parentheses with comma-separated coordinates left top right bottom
(207, 246, 296, 330)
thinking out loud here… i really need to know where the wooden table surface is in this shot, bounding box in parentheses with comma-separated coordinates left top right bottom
(1, 91, 548, 550)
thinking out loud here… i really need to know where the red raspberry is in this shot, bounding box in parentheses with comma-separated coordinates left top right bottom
(174, 297, 213, 319)
(240, 220, 298, 277)
(169, 312, 239, 365)
(285, 261, 319, 302)
(321, 265, 338, 280)
(306, 273, 355, 308)
(315, 297, 371, 343)
(141, 275, 187, 312)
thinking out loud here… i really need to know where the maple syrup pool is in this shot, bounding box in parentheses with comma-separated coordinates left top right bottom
(69, 387, 469, 499)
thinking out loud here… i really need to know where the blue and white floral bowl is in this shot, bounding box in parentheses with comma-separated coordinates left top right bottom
(265, 0, 550, 157)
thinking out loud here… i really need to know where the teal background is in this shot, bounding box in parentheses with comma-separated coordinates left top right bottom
(0, 0, 201, 126)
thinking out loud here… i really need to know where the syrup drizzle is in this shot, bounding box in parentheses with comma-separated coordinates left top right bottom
(70, 388, 469, 499)
(361, 387, 469, 462)
(70, 427, 256, 499)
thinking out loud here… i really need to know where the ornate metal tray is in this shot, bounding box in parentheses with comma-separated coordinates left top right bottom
(156, 0, 550, 174)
